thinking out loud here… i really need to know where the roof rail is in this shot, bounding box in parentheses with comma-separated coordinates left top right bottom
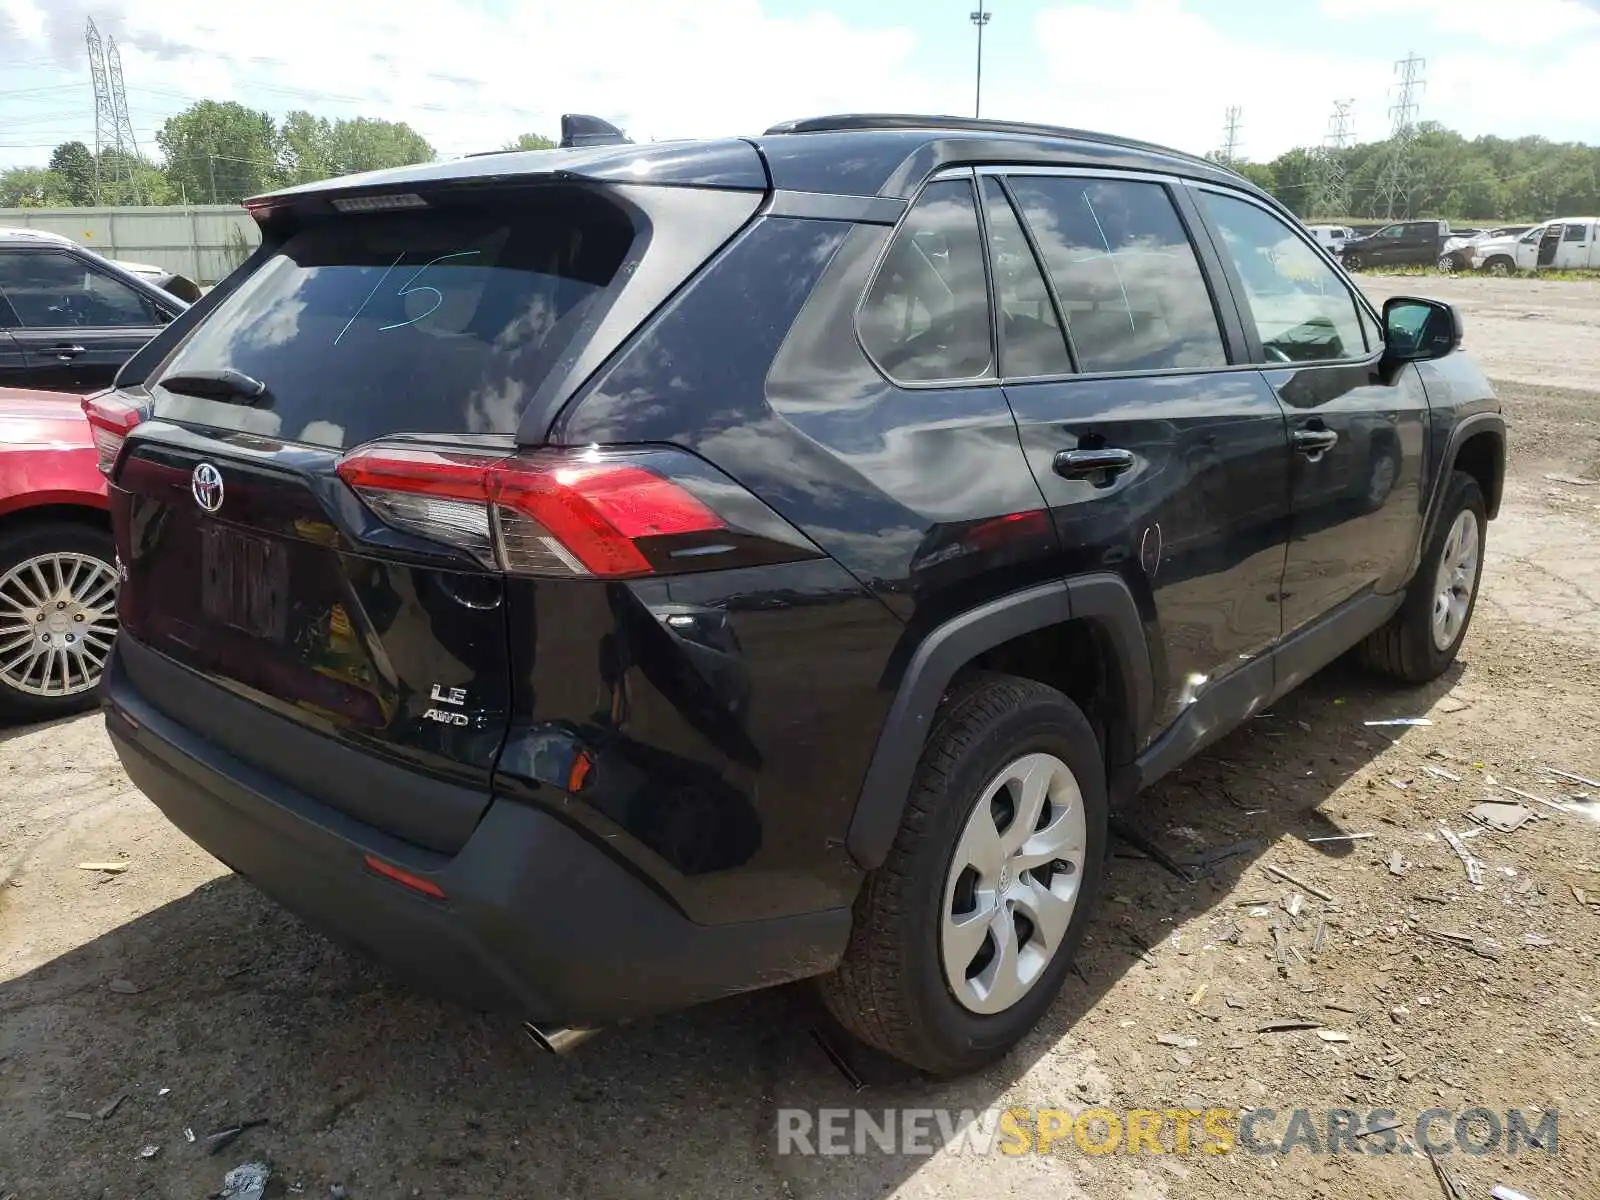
(762, 113, 1213, 169)
(560, 114, 631, 149)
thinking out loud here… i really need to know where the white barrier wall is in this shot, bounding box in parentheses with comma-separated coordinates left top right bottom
(0, 205, 260, 283)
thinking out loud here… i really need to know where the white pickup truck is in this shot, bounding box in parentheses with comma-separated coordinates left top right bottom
(1471, 218, 1600, 274)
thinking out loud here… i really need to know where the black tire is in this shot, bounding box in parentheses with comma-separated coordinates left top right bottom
(1483, 256, 1515, 277)
(1343, 252, 1362, 271)
(0, 520, 117, 722)
(819, 672, 1108, 1076)
(1360, 471, 1486, 684)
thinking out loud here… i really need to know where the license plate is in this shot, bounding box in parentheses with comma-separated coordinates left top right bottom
(199, 524, 289, 641)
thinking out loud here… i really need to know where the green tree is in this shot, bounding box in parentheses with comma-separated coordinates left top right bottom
(1261, 127, 1600, 223)
(274, 115, 433, 183)
(1440, 162, 1505, 221)
(278, 110, 335, 185)
(1266, 147, 1318, 217)
(1234, 160, 1277, 195)
(156, 100, 280, 203)
(0, 168, 70, 207)
(503, 132, 556, 152)
(130, 161, 177, 206)
(84, 152, 174, 206)
(47, 141, 95, 205)
(320, 117, 434, 177)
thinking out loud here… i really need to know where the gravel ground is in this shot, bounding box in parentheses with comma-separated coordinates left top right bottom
(2, 275, 1598, 1200)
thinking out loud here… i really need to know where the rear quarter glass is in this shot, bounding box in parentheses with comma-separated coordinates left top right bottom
(148, 189, 635, 449)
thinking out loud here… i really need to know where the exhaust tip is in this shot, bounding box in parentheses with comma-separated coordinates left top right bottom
(523, 1021, 602, 1056)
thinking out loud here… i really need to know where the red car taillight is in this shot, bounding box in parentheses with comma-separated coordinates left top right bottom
(81, 393, 145, 477)
(336, 444, 807, 579)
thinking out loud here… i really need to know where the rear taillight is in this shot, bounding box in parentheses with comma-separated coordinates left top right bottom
(81, 392, 145, 477)
(336, 444, 814, 578)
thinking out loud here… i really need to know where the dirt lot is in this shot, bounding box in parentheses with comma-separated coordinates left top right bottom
(3, 275, 1599, 1200)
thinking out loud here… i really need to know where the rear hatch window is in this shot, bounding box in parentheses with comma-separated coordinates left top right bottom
(151, 189, 635, 448)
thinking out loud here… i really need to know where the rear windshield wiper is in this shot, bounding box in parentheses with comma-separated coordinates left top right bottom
(158, 368, 271, 405)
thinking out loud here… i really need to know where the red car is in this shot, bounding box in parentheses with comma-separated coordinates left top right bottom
(0, 386, 116, 720)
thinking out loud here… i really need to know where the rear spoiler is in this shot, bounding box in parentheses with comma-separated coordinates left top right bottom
(239, 118, 763, 227)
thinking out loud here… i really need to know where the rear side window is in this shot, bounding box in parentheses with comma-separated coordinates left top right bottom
(857, 178, 993, 383)
(0, 250, 156, 328)
(1197, 190, 1367, 364)
(1564, 223, 1588, 242)
(155, 191, 634, 448)
(980, 178, 1072, 378)
(1005, 176, 1226, 374)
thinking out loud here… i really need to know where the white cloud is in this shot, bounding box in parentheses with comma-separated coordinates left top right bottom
(1005, 1, 1397, 158)
(1320, 0, 1600, 49)
(2, 0, 1596, 171)
(0, 0, 943, 160)
(1004, 0, 1600, 159)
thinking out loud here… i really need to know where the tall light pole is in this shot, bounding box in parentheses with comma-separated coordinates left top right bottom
(970, 9, 991, 119)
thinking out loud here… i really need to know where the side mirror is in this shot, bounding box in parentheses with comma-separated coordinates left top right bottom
(155, 273, 203, 305)
(1382, 296, 1462, 362)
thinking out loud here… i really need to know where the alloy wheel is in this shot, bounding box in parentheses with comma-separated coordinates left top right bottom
(0, 552, 119, 698)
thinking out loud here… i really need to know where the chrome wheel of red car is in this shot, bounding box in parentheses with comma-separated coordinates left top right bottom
(0, 526, 118, 718)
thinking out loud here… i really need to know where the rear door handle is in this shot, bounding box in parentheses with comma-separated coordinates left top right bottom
(1292, 428, 1340, 460)
(1053, 447, 1136, 481)
(52, 344, 87, 361)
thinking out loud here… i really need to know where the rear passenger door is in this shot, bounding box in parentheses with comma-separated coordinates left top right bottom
(1555, 221, 1594, 269)
(988, 170, 1294, 735)
(1536, 226, 1562, 269)
(1406, 222, 1441, 264)
(1365, 225, 1404, 265)
(1190, 187, 1428, 636)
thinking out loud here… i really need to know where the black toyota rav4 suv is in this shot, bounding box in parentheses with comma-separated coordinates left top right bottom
(88, 114, 1504, 1076)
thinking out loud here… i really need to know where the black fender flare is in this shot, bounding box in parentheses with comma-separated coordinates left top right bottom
(1411, 412, 1505, 577)
(845, 574, 1153, 870)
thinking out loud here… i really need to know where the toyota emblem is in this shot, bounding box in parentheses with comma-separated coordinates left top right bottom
(191, 462, 225, 513)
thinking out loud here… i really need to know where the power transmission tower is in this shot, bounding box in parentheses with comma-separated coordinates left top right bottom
(106, 36, 144, 202)
(85, 18, 140, 204)
(1218, 106, 1242, 167)
(1308, 99, 1355, 218)
(86, 19, 115, 204)
(1373, 52, 1425, 218)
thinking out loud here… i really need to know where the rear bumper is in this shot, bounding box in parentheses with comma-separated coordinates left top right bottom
(103, 642, 850, 1024)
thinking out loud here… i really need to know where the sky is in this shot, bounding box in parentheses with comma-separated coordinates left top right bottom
(3, 0, 1600, 169)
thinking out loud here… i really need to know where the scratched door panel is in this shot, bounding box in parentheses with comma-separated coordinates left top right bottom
(992, 173, 1294, 739)
(1006, 371, 1292, 733)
